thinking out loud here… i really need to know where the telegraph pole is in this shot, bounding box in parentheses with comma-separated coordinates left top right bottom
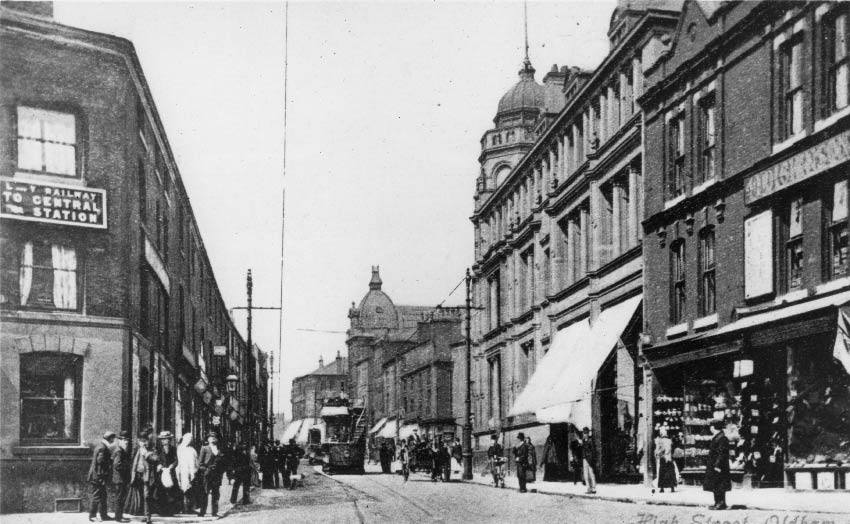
(462, 268, 473, 480)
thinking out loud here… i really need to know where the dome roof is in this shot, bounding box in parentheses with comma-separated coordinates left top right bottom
(356, 267, 399, 329)
(497, 59, 546, 116)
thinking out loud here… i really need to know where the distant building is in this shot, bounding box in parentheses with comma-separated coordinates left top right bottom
(346, 267, 462, 450)
(0, 2, 268, 512)
(291, 352, 348, 421)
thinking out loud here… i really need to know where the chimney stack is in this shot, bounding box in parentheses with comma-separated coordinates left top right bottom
(318, 355, 324, 369)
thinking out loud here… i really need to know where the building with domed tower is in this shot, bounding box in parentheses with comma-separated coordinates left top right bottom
(346, 267, 462, 454)
(468, 0, 681, 483)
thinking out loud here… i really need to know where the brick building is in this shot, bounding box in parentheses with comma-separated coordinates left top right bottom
(346, 267, 462, 452)
(0, 2, 269, 512)
(469, 0, 680, 481)
(291, 353, 348, 421)
(640, 0, 850, 491)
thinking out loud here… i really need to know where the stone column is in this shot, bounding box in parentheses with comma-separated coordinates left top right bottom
(633, 56, 643, 102)
(608, 83, 618, 135)
(579, 204, 589, 276)
(620, 70, 631, 122)
(589, 182, 601, 271)
(628, 164, 639, 248)
(551, 217, 564, 293)
(582, 110, 591, 157)
(598, 93, 607, 143)
(612, 180, 623, 257)
(566, 216, 577, 285)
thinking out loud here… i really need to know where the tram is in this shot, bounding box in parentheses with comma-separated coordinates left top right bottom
(319, 397, 366, 474)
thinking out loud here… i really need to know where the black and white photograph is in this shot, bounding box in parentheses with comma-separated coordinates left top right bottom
(1, 0, 849, 523)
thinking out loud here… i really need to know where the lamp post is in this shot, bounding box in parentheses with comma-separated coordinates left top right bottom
(462, 268, 473, 480)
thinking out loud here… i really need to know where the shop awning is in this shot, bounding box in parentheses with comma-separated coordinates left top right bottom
(369, 417, 389, 434)
(716, 289, 850, 336)
(281, 419, 304, 442)
(320, 406, 350, 418)
(377, 419, 399, 439)
(509, 295, 642, 428)
(296, 417, 325, 444)
(399, 424, 419, 440)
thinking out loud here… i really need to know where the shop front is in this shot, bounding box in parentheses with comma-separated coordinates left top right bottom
(645, 292, 850, 490)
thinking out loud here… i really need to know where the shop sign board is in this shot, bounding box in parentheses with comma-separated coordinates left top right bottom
(745, 129, 850, 203)
(0, 178, 107, 228)
(744, 210, 773, 299)
(213, 345, 227, 356)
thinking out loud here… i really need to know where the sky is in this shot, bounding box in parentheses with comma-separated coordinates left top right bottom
(53, 0, 615, 424)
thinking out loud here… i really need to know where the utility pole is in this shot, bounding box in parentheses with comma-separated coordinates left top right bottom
(462, 268, 473, 480)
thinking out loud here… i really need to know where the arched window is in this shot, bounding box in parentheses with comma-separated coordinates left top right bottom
(494, 165, 511, 187)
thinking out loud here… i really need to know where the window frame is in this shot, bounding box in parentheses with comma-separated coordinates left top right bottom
(19, 352, 83, 445)
(820, 7, 850, 118)
(780, 34, 805, 140)
(698, 92, 717, 184)
(784, 197, 805, 292)
(2, 239, 81, 312)
(667, 110, 687, 199)
(15, 106, 80, 179)
(698, 227, 716, 317)
(670, 239, 686, 324)
(827, 179, 850, 280)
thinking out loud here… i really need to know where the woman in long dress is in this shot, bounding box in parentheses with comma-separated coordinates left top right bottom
(176, 433, 198, 514)
(125, 432, 151, 516)
(654, 428, 677, 493)
(153, 431, 183, 516)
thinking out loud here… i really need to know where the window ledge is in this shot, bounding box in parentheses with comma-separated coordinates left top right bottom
(693, 313, 718, 330)
(816, 276, 850, 295)
(666, 322, 688, 338)
(772, 130, 808, 155)
(13, 445, 89, 457)
(814, 106, 850, 133)
(692, 178, 717, 196)
(664, 194, 686, 210)
(776, 289, 808, 305)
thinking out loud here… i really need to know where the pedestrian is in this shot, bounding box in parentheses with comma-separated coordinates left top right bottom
(569, 437, 584, 485)
(540, 435, 565, 482)
(282, 438, 305, 489)
(249, 445, 261, 488)
(379, 440, 392, 474)
(512, 432, 529, 493)
(153, 431, 181, 516)
(440, 440, 452, 482)
(429, 440, 441, 482)
(111, 430, 132, 523)
(580, 427, 597, 494)
(229, 443, 252, 505)
(88, 430, 116, 522)
(127, 431, 153, 522)
(142, 435, 162, 524)
(273, 439, 285, 488)
(399, 442, 411, 481)
(451, 438, 463, 474)
(653, 428, 677, 493)
(176, 433, 198, 515)
(258, 444, 274, 488)
(197, 433, 225, 517)
(525, 437, 537, 483)
(487, 434, 504, 487)
(703, 420, 730, 510)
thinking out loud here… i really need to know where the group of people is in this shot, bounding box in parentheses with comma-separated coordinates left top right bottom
(256, 439, 306, 489)
(376, 434, 463, 482)
(87, 428, 307, 523)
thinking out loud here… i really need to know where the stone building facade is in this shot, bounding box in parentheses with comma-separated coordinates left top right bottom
(641, 0, 850, 491)
(469, 0, 680, 481)
(291, 353, 348, 421)
(0, 2, 269, 512)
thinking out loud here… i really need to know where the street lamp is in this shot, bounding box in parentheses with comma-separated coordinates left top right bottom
(226, 374, 239, 393)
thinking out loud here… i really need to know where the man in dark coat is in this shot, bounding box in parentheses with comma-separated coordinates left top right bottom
(282, 439, 305, 489)
(703, 420, 731, 510)
(88, 430, 116, 522)
(229, 443, 252, 505)
(487, 434, 504, 487)
(512, 432, 529, 493)
(197, 433, 225, 517)
(379, 440, 392, 474)
(111, 430, 132, 523)
(580, 427, 597, 494)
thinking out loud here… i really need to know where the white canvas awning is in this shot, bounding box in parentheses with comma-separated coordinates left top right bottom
(377, 419, 398, 439)
(399, 424, 419, 440)
(320, 406, 350, 418)
(369, 417, 388, 434)
(281, 419, 304, 442)
(509, 295, 642, 428)
(296, 417, 325, 444)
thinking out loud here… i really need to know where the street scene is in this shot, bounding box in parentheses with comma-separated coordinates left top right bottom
(2, 0, 850, 523)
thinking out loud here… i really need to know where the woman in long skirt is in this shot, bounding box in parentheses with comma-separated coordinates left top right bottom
(153, 431, 183, 516)
(654, 428, 677, 493)
(176, 433, 199, 514)
(249, 445, 261, 488)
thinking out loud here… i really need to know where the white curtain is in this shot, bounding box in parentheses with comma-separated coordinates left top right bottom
(19, 242, 33, 306)
(51, 245, 77, 309)
(63, 375, 75, 439)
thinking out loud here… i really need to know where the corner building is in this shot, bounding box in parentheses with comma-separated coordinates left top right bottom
(0, 2, 268, 512)
(470, 1, 681, 482)
(641, 0, 850, 491)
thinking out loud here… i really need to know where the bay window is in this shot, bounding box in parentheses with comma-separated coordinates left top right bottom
(16, 107, 77, 177)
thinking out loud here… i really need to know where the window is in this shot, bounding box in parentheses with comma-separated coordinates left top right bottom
(487, 271, 500, 331)
(822, 9, 850, 116)
(20, 353, 82, 443)
(488, 355, 501, 420)
(16, 107, 77, 177)
(829, 180, 849, 279)
(0, 241, 78, 310)
(506, 130, 515, 142)
(786, 197, 805, 290)
(699, 93, 717, 183)
(699, 227, 716, 316)
(781, 36, 804, 139)
(670, 240, 686, 324)
(599, 182, 615, 265)
(138, 159, 147, 223)
(667, 111, 687, 198)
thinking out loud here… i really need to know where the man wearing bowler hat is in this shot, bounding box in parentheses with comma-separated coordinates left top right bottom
(88, 430, 116, 522)
(111, 430, 132, 523)
(512, 432, 529, 493)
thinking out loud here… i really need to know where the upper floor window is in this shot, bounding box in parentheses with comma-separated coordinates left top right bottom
(699, 227, 716, 316)
(667, 111, 686, 199)
(780, 36, 804, 139)
(785, 197, 805, 291)
(0, 240, 78, 311)
(20, 352, 82, 443)
(699, 93, 717, 184)
(670, 240, 686, 324)
(16, 107, 77, 177)
(828, 179, 850, 279)
(821, 9, 850, 117)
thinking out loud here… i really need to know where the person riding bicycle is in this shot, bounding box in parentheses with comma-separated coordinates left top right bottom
(487, 434, 505, 488)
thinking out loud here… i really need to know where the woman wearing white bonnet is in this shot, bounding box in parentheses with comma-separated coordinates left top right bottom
(176, 433, 199, 515)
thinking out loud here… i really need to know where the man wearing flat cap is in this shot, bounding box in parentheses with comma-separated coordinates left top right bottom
(111, 431, 132, 523)
(88, 430, 116, 521)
